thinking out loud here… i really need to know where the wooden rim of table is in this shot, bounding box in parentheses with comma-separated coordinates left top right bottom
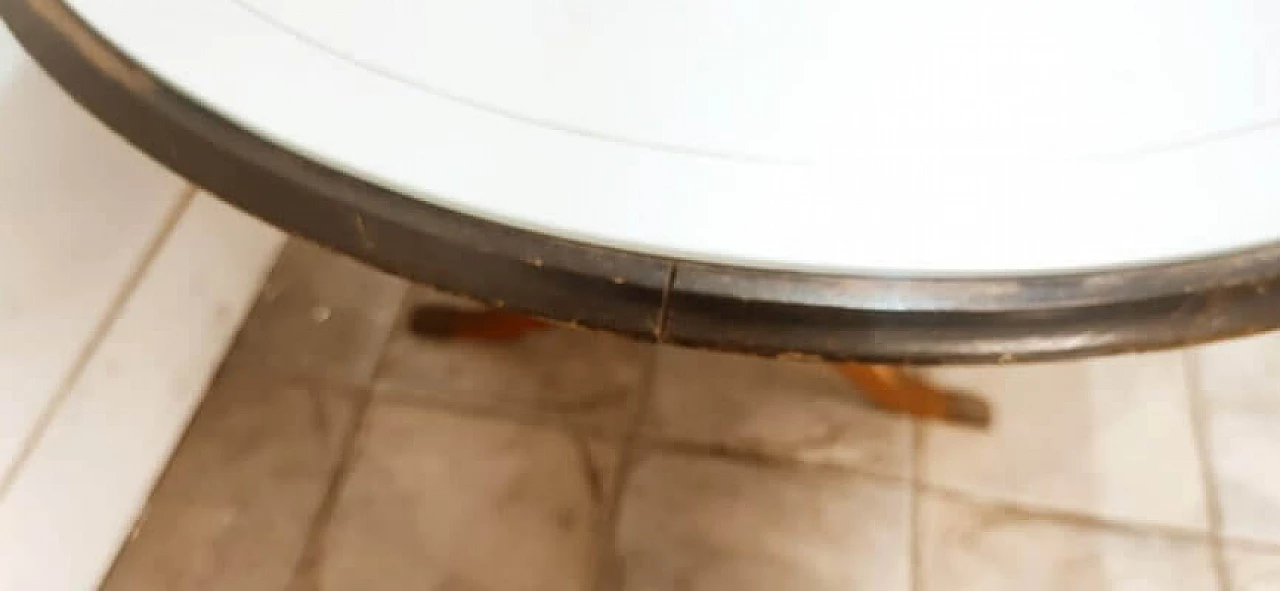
(7, 0, 1280, 363)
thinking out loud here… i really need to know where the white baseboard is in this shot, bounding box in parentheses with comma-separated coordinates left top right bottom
(0, 30, 285, 590)
(0, 194, 283, 590)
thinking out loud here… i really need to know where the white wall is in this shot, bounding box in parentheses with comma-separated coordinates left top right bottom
(0, 28, 283, 590)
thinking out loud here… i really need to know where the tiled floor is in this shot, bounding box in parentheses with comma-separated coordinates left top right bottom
(103, 239, 1280, 590)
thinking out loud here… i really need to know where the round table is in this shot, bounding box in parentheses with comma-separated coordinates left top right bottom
(6, 0, 1280, 363)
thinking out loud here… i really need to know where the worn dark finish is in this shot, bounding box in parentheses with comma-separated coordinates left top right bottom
(667, 255, 1280, 363)
(7, 0, 1280, 363)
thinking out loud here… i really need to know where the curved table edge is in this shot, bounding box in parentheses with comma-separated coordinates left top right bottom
(7, 0, 1280, 363)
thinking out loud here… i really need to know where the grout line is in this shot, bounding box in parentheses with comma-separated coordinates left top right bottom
(1218, 534, 1280, 556)
(359, 278, 411, 385)
(569, 433, 606, 506)
(909, 418, 924, 591)
(617, 428, 1250, 551)
(0, 186, 196, 504)
(283, 388, 374, 591)
(1183, 349, 1232, 591)
(636, 437, 907, 484)
(351, 279, 413, 385)
(585, 262, 674, 591)
(385, 383, 1280, 561)
(568, 431, 614, 591)
(374, 389, 618, 439)
(1221, 536, 1280, 555)
(283, 276, 409, 590)
(375, 376, 625, 416)
(591, 344, 662, 591)
(312, 281, 1276, 588)
(916, 482, 1223, 547)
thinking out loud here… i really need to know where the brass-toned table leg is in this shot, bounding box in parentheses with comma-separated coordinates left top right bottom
(409, 306, 550, 341)
(833, 363, 991, 428)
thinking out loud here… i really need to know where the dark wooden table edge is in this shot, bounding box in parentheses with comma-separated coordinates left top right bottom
(8, 0, 1280, 364)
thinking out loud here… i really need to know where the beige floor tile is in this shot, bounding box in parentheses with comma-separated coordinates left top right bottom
(224, 239, 406, 385)
(919, 493, 1219, 591)
(647, 347, 910, 477)
(616, 452, 910, 591)
(1193, 332, 1280, 544)
(1225, 544, 1280, 591)
(374, 287, 651, 430)
(102, 363, 361, 591)
(306, 404, 606, 591)
(922, 352, 1208, 530)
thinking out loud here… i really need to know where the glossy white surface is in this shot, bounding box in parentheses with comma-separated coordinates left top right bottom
(64, 0, 1280, 274)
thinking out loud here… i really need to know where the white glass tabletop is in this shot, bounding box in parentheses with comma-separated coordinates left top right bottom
(64, 0, 1280, 275)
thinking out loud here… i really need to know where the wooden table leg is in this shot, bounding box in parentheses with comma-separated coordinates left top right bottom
(833, 363, 991, 428)
(408, 306, 991, 427)
(409, 306, 550, 341)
